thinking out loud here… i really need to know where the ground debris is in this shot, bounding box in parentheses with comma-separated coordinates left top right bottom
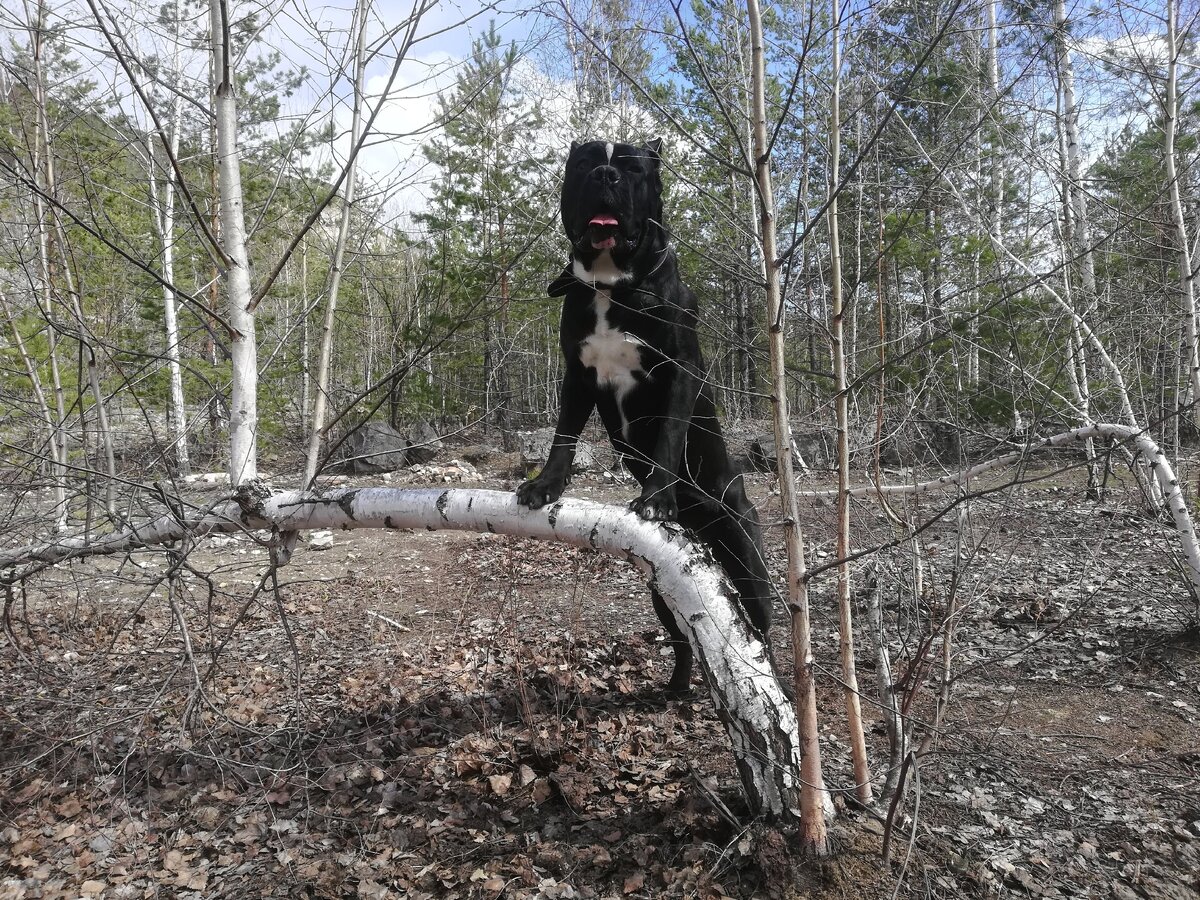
(1, 467, 1197, 897)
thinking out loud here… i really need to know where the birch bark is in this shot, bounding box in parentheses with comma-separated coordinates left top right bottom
(1164, 0, 1200, 426)
(26, 5, 67, 531)
(211, 0, 257, 484)
(149, 84, 191, 476)
(304, 0, 368, 487)
(1054, 0, 1099, 311)
(1, 490, 809, 822)
(30, 0, 116, 518)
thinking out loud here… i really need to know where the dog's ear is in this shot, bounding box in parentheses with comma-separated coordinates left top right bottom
(569, 140, 580, 154)
(645, 138, 663, 163)
(548, 266, 575, 297)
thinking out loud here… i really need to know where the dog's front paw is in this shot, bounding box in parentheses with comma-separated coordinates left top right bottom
(630, 488, 677, 522)
(517, 475, 566, 510)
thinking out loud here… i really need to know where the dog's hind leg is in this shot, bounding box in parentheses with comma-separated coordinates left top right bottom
(676, 480, 774, 640)
(650, 586, 694, 696)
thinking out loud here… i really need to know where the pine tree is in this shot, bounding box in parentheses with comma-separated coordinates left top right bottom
(419, 24, 554, 445)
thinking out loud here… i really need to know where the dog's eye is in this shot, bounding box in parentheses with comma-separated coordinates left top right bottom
(625, 161, 645, 175)
(573, 158, 591, 171)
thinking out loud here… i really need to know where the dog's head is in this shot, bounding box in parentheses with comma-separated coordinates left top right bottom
(558, 139, 665, 286)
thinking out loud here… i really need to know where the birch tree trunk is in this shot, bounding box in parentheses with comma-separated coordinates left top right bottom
(1164, 0, 1200, 427)
(747, 0, 830, 855)
(974, 0, 1006, 389)
(1052, 1, 1103, 495)
(149, 88, 191, 476)
(1054, 0, 1099, 312)
(301, 241, 311, 431)
(18, 146, 67, 530)
(1, 489, 808, 822)
(25, 2, 68, 532)
(211, 0, 257, 485)
(827, 0, 872, 806)
(30, 0, 116, 518)
(1054, 91, 1099, 494)
(985, 0, 1003, 230)
(303, 0, 368, 487)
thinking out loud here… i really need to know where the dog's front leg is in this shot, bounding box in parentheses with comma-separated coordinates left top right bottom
(629, 359, 700, 522)
(517, 362, 594, 510)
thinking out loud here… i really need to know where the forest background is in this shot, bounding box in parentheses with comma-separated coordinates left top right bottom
(1, 0, 1200, 893)
(3, 0, 1196, 489)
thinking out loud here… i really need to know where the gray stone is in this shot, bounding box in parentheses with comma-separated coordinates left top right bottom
(457, 444, 499, 465)
(749, 429, 834, 470)
(748, 433, 797, 471)
(404, 421, 443, 464)
(341, 421, 408, 473)
(519, 428, 597, 475)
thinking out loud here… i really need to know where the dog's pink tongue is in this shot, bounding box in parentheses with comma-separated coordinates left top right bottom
(590, 215, 618, 249)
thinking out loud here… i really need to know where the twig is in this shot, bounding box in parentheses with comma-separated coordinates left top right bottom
(688, 762, 742, 829)
(890, 752, 922, 900)
(366, 609, 411, 633)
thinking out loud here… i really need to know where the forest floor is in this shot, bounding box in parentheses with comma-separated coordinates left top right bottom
(1, 447, 1199, 899)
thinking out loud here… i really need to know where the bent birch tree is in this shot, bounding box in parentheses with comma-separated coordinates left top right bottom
(0, 488, 812, 825)
(797, 424, 1200, 605)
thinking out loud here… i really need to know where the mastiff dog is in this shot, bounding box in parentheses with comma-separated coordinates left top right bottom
(516, 138, 776, 695)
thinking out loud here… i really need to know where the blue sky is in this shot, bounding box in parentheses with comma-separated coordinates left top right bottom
(259, 0, 571, 216)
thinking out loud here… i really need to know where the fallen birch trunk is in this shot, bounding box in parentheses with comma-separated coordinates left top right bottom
(797, 424, 1200, 601)
(0, 487, 808, 824)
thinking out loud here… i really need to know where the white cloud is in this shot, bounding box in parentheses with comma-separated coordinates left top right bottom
(297, 2, 577, 228)
(1075, 32, 1168, 69)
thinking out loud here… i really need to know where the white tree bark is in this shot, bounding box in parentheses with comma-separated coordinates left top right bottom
(300, 241, 311, 431)
(985, 0, 1003, 235)
(1054, 0, 1099, 309)
(304, 0, 368, 487)
(1052, 0, 1100, 489)
(1164, 0, 1200, 426)
(149, 88, 191, 476)
(1054, 104, 1100, 488)
(970, 0, 1001, 390)
(25, 3, 68, 532)
(1, 488, 811, 823)
(747, 0, 830, 854)
(211, 0, 257, 485)
(29, 2, 117, 518)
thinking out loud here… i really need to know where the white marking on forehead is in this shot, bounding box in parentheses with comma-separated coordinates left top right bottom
(605, 142, 614, 163)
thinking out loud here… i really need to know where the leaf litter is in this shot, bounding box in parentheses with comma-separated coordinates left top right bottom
(0, 463, 1197, 898)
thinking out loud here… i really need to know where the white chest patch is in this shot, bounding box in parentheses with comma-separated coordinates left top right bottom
(579, 291, 646, 437)
(573, 252, 631, 286)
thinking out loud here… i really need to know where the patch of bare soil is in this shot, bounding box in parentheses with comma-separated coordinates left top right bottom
(1, 457, 1198, 898)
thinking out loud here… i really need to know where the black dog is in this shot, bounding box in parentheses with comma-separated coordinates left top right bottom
(516, 139, 775, 695)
